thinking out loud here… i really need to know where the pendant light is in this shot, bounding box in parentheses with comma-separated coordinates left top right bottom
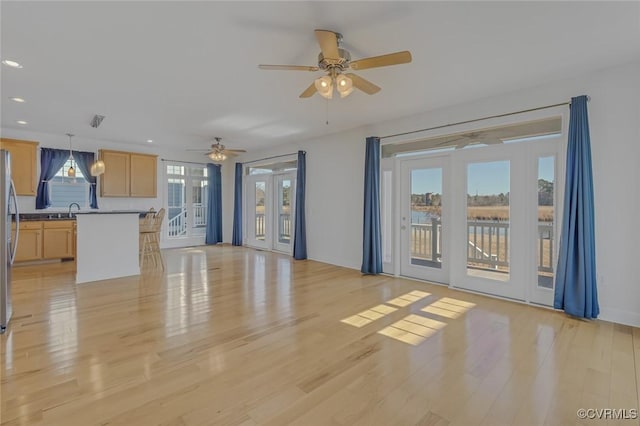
(90, 159, 105, 176)
(66, 133, 75, 177)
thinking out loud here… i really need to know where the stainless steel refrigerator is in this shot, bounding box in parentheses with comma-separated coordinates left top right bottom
(1, 150, 19, 333)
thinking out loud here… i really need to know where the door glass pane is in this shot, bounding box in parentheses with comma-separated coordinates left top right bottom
(382, 170, 393, 264)
(410, 168, 442, 268)
(466, 161, 510, 280)
(255, 182, 266, 241)
(192, 177, 207, 236)
(537, 156, 555, 289)
(278, 179, 291, 244)
(168, 178, 186, 237)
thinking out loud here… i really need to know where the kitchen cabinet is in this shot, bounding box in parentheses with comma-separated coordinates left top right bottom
(130, 153, 157, 197)
(43, 221, 74, 259)
(0, 138, 38, 196)
(12, 222, 43, 262)
(99, 149, 157, 198)
(12, 220, 76, 262)
(99, 150, 130, 197)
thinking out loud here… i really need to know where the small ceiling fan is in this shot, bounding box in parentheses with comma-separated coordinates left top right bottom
(188, 137, 246, 161)
(259, 29, 412, 99)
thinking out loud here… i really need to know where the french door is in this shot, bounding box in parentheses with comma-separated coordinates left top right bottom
(400, 156, 449, 284)
(166, 164, 208, 239)
(245, 172, 296, 254)
(397, 137, 561, 306)
(451, 139, 560, 305)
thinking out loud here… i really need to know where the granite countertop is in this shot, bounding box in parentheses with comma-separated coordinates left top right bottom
(17, 211, 149, 221)
(75, 210, 148, 215)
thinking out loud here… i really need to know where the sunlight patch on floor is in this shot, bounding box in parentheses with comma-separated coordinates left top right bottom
(340, 291, 476, 346)
(421, 297, 476, 319)
(340, 304, 398, 328)
(378, 314, 446, 346)
(386, 290, 431, 307)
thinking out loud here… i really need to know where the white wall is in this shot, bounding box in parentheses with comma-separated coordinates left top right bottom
(226, 60, 640, 327)
(231, 126, 368, 269)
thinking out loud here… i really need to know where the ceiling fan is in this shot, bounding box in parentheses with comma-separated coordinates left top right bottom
(188, 137, 246, 161)
(258, 29, 412, 99)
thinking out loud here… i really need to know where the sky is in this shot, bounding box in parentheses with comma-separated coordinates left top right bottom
(411, 156, 554, 196)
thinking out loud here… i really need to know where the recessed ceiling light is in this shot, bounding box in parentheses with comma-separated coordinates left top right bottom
(147, 139, 153, 143)
(9, 97, 26, 103)
(16, 120, 28, 125)
(2, 60, 23, 68)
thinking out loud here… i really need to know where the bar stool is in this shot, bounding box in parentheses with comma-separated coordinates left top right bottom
(139, 208, 165, 270)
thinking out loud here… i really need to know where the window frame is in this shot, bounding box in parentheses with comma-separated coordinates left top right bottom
(47, 158, 91, 210)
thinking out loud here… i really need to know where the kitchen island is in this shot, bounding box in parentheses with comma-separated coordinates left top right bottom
(75, 211, 142, 284)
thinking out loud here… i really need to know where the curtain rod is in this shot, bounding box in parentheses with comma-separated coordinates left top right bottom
(242, 151, 304, 165)
(161, 158, 208, 166)
(379, 98, 588, 140)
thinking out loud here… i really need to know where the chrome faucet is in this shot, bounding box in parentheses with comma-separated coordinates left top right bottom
(68, 202, 81, 217)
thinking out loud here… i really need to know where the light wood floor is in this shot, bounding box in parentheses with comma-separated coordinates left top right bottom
(1, 246, 639, 426)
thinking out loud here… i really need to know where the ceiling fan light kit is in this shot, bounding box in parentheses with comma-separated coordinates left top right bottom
(314, 75, 333, 99)
(258, 29, 412, 100)
(208, 152, 227, 161)
(187, 137, 247, 162)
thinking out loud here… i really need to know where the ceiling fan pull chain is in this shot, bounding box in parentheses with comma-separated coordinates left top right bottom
(326, 98, 329, 125)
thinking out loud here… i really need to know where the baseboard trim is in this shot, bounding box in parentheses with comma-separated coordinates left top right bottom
(598, 307, 640, 328)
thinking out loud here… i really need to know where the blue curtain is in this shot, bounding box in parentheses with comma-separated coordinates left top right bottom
(361, 137, 382, 274)
(554, 95, 599, 319)
(232, 163, 243, 246)
(293, 151, 307, 260)
(205, 163, 223, 244)
(35, 148, 71, 209)
(73, 150, 99, 209)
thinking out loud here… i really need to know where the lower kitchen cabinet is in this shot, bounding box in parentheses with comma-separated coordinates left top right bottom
(43, 221, 75, 259)
(13, 222, 43, 262)
(12, 220, 76, 262)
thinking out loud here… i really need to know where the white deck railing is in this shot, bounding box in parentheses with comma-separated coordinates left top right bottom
(167, 203, 207, 238)
(254, 213, 292, 243)
(410, 219, 553, 272)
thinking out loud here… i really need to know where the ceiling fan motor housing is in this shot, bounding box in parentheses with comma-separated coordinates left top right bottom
(318, 48, 351, 70)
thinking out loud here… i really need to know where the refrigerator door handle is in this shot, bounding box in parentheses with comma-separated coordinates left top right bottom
(9, 179, 19, 265)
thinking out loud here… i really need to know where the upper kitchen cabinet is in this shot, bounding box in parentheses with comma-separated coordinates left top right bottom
(130, 153, 157, 197)
(99, 150, 130, 197)
(0, 138, 38, 196)
(99, 149, 157, 198)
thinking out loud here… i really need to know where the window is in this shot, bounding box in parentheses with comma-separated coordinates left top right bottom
(49, 159, 90, 209)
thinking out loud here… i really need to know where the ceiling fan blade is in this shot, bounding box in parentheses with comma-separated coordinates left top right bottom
(434, 136, 466, 148)
(299, 82, 317, 98)
(350, 51, 412, 71)
(315, 29, 340, 60)
(223, 149, 247, 153)
(186, 149, 212, 152)
(258, 64, 319, 71)
(346, 73, 381, 95)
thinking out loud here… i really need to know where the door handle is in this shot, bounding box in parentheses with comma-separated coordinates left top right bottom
(9, 179, 19, 265)
(401, 225, 406, 230)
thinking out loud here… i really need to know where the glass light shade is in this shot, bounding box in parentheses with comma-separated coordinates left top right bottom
(315, 76, 333, 99)
(336, 74, 353, 98)
(90, 160, 105, 176)
(208, 152, 227, 161)
(339, 87, 354, 98)
(67, 166, 75, 177)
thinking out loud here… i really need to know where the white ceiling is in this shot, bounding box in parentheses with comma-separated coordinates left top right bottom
(2, 1, 639, 153)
